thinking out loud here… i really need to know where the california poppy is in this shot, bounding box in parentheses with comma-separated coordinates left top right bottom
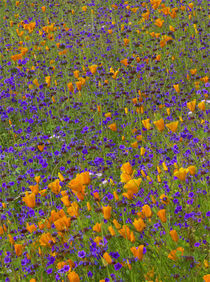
(68, 271, 80, 282)
(153, 118, 164, 132)
(166, 121, 179, 133)
(14, 244, 24, 256)
(93, 222, 101, 233)
(108, 123, 117, 131)
(26, 223, 37, 233)
(108, 226, 115, 236)
(22, 193, 36, 208)
(124, 178, 142, 194)
(102, 206, 112, 220)
(174, 167, 188, 181)
(173, 84, 180, 93)
(103, 252, 112, 264)
(142, 205, 152, 218)
(130, 245, 144, 260)
(89, 64, 97, 74)
(169, 230, 178, 242)
(48, 179, 61, 195)
(187, 99, 196, 112)
(121, 162, 133, 175)
(157, 209, 167, 223)
(142, 119, 151, 130)
(187, 165, 196, 176)
(133, 218, 146, 232)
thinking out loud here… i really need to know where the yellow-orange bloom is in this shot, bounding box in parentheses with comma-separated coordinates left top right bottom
(68, 271, 80, 282)
(142, 118, 151, 130)
(157, 209, 167, 223)
(173, 84, 180, 93)
(108, 123, 117, 131)
(174, 167, 188, 181)
(187, 165, 197, 176)
(203, 274, 210, 282)
(121, 162, 133, 175)
(29, 184, 39, 195)
(39, 233, 56, 247)
(93, 222, 101, 233)
(89, 64, 97, 74)
(130, 245, 144, 260)
(141, 205, 152, 218)
(124, 178, 142, 194)
(153, 118, 164, 132)
(108, 226, 115, 236)
(113, 219, 121, 229)
(48, 179, 61, 195)
(103, 252, 112, 264)
(187, 99, 196, 112)
(22, 193, 36, 208)
(133, 218, 146, 232)
(26, 223, 37, 233)
(168, 247, 184, 261)
(102, 206, 112, 220)
(67, 82, 74, 92)
(14, 244, 24, 256)
(166, 121, 179, 133)
(169, 230, 179, 242)
(154, 18, 164, 28)
(198, 101, 205, 111)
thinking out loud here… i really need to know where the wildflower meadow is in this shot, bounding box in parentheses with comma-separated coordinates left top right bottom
(0, 0, 209, 281)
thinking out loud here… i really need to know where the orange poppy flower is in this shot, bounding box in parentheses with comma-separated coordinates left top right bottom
(93, 222, 101, 233)
(54, 216, 71, 231)
(157, 209, 167, 223)
(113, 219, 121, 230)
(14, 244, 24, 256)
(141, 205, 152, 218)
(169, 230, 178, 242)
(22, 193, 36, 208)
(168, 247, 184, 261)
(74, 70, 80, 78)
(26, 223, 37, 233)
(187, 165, 196, 176)
(154, 18, 164, 28)
(67, 271, 80, 282)
(67, 202, 79, 217)
(37, 144, 44, 152)
(39, 233, 56, 247)
(174, 167, 188, 181)
(89, 64, 97, 74)
(48, 179, 61, 195)
(133, 218, 146, 232)
(108, 123, 117, 131)
(153, 118, 164, 132)
(120, 58, 128, 66)
(166, 121, 179, 133)
(108, 226, 115, 236)
(61, 195, 71, 207)
(103, 252, 112, 264)
(198, 101, 205, 111)
(130, 245, 144, 260)
(102, 206, 112, 220)
(67, 82, 74, 93)
(124, 178, 142, 194)
(142, 118, 151, 130)
(203, 274, 210, 282)
(29, 184, 39, 195)
(121, 162, 133, 175)
(187, 99, 196, 112)
(173, 84, 180, 93)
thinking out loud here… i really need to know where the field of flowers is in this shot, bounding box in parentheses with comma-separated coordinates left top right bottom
(0, 0, 209, 281)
